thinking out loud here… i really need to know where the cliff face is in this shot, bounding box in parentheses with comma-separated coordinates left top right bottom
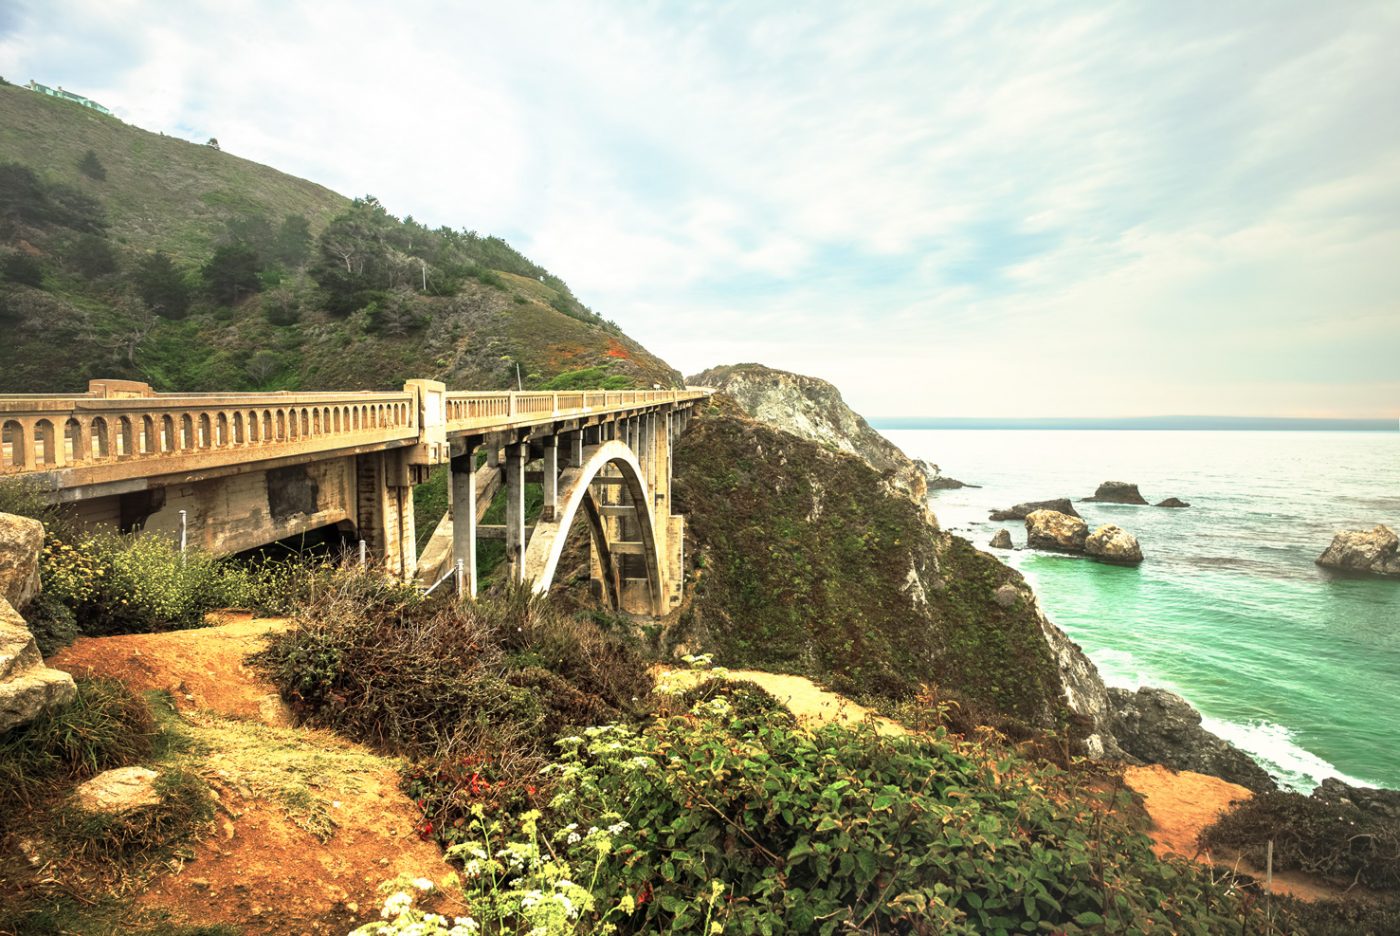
(671, 402, 1115, 750)
(689, 364, 936, 514)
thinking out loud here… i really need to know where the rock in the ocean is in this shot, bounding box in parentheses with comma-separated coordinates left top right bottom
(1025, 510, 1089, 553)
(1083, 481, 1148, 505)
(1085, 525, 1143, 565)
(989, 529, 1013, 549)
(0, 512, 45, 609)
(1315, 525, 1400, 578)
(1107, 686, 1275, 793)
(74, 766, 162, 814)
(928, 475, 973, 490)
(1311, 778, 1400, 821)
(990, 498, 1081, 521)
(1155, 497, 1190, 508)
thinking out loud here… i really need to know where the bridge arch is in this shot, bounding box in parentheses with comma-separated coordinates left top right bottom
(522, 439, 664, 616)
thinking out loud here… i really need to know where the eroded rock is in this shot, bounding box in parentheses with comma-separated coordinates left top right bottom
(1025, 510, 1089, 553)
(990, 498, 1080, 521)
(1085, 525, 1143, 565)
(1083, 481, 1148, 505)
(1107, 686, 1275, 793)
(1315, 525, 1400, 578)
(0, 596, 75, 732)
(0, 512, 44, 609)
(989, 529, 1013, 549)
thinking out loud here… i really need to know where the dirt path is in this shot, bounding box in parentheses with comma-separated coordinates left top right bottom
(47, 614, 450, 935)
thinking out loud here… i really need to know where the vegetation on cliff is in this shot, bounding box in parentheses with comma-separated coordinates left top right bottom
(0, 83, 678, 393)
(671, 401, 1066, 729)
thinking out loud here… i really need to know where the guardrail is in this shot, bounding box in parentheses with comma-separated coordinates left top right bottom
(443, 388, 710, 433)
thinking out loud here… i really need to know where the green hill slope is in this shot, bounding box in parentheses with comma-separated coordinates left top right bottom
(0, 81, 680, 393)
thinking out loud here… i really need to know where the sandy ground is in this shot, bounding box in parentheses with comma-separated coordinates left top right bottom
(47, 613, 452, 935)
(660, 666, 905, 735)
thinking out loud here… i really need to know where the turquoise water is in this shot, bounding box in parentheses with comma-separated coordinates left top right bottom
(883, 429, 1400, 792)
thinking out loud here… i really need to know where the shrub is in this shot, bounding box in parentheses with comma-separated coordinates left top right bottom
(385, 694, 1268, 935)
(0, 475, 55, 520)
(201, 243, 262, 304)
(23, 591, 80, 656)
(1201, 789, 1400, 890)
(77, 149, 107, 181)
(3, 250, 44, 286)
(133, 251, 192, 319)
(0, 677, 156, 807)
(66, 232, 119, 277)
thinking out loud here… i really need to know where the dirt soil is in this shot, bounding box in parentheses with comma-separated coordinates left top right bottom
(46, 614, 452, 935)
(660, 666, 905, 735)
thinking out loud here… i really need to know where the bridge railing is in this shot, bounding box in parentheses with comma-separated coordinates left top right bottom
(0, 389, 418, 476)
(442, 388, 711, 434)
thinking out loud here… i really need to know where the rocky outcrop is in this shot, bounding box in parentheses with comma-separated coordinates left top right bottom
(1085, 525, 1144, 565)
(1025, 510, 1089, 552)
(1311, 778, 1400, 821)
(74, 766, 161, 814)
(989, 529, 1012, 549)
(0, 512, 44, 609)
(1155, 497, 1190, 508)
(0, 514, 76, 732)
(990, 498, 1080, 521)
(928, 474, 973, 490)
(1107, 686, 1275, 793)
(688, 364, 937, 513)
(1315, 525, 1400, 578)
(1083, 481, 1148, 505)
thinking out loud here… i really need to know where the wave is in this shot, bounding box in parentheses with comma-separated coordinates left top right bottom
(1200, 715, 1376, 793)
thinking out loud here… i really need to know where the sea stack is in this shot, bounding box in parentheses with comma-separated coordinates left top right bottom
(1085, 525, 1144, 565)
(989, 529, 1012, 549)
(1315, 525, 1400, 578)
(1155, 497, 1190, 508)
(1025, 510, 1089, 553)
(1083, 481, 1148, 505)
(990, 498, 1081, 521)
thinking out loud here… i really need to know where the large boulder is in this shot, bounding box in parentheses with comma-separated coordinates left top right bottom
(0, 596, 76, 732)
(989, 529, 1013, 550)
(1107, 686, 1275, 793)
(1311, 778, 1400, 821)
(1083, 481, 1148, 505)
(1315, 525, 1400, 578)
(1025, 510, 1089, 553)
(990, 498, 1080, 521)
(73, 766, 161, 814)
(0, 512, 44, 609)
(1085, 525, 1144, 565)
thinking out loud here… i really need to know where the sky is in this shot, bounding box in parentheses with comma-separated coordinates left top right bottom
(2, 1, 1398, 419)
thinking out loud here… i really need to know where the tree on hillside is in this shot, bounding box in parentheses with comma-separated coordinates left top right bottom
(206, 138, 221, 150)
(0, 163, 107, 235)
(66, 234, 118, 278)
(77, 149, 107, 181)
(133, 252, 192, 319)
(2, 252, 44, 287)
(273, 214, 311, 268)
(310, 197, 399, 314)
(201, 244, 262, 304)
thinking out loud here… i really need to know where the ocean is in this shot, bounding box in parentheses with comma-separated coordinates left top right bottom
(882, 428, 1400, 792)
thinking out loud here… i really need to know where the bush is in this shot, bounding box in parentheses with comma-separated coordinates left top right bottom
(255, 586, 651, 761)
(133, 251, 192, 319)
(1201, 789, 1400, 890)
(3, 250, 44, 286)
(0, 475, 55, 520)
(40, 530, 246, 635)
(0, 677, 156, 807)
(201, 243, 262, 304)
(23, 591, 80, 656)
(66, 232, 119, 278)
(78, 149, 107, 182)
(379, 696, 1270, 935)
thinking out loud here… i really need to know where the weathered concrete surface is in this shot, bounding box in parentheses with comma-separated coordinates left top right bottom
(1085, 524, 1144, 565)
(0, 511, 44, 608)
(1025, 509, 1089, 552)
(1315, 525, 1400, 578)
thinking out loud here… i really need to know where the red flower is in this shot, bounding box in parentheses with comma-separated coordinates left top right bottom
(636, 882, 653, 905)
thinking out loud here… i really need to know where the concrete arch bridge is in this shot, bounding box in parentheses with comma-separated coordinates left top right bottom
(0, 379, 711, 616)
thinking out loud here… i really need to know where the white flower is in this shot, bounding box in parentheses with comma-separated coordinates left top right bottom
(380, 891, 413, 919)
(412, 876, 434, 892)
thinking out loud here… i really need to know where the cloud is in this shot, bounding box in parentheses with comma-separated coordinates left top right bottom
(2, 0, 1397, 416)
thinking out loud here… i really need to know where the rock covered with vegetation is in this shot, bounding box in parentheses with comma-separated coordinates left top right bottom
(670, 401, 1114, 743)
(689, 363, 939, 510)
(1315, 524, 1400, 578)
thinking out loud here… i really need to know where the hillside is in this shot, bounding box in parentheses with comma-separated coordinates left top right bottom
(0, 81, 680, 393)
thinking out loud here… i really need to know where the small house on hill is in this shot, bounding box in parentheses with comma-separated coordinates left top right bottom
(25, 80, 113, 116)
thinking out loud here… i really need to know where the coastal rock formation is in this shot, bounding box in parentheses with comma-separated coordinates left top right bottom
(688, 364, 938, 514)
(1155, 497, 1190, 508)
(1311, 778, 1400, 821)
(989, 498, 1080, 521)
(989, 529, 1013, 549)
(1085, 525, 1144, 565)
(1025, 510, 1089, 553)
(1315, 525, 1400, 578)
(928, 473, 973, 490)
(1107, 686, 1275, 793)
(0, 512, 45, 609)
(1083, 481, 1149, 505)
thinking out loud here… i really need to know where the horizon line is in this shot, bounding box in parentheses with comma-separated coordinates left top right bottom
(871, 415, 1398, 431)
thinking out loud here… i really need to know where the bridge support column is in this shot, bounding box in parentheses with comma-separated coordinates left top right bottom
(356, 449, 417, 581)
(504, 440, 527, 581)
(451, 443, 478, 598)
(540, 434, 558, 522)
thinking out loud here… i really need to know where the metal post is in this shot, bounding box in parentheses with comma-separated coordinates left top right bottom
(178, 509, 187, 565)
(359, 538, 367, 567)
(455, 558, 465, 599)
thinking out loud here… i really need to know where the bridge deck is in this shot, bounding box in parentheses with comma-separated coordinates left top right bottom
(0, 384, 710, 492)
